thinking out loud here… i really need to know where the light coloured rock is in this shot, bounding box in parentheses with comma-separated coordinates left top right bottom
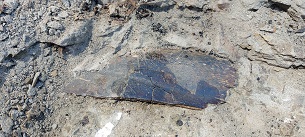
(247, 34, 274, 56)
(1, 15, 13, 24)
(48, 6, 60, 14)
(217, 0, 230, 10)
(32, 72, 41, 87)
(295, 0, 305, 9)
(260, 25, 276, 33)
(19, 14, 26, 20)
(3, 0, 19, 14)
(164, 33, 190, 47)
(95, 112, 122, 137)
(27, 85, 37, 96)
(61, 0, 71, 7)
(0, 51, 7, 63)
(290, 5, 305, 20)
(99, 0, 117, 5)
(175, 0, 208, 8)
(240, 0, 267, 10)
(39, 20, 93, 46)
(56, 20, 92, 46)
(108, 3, 118, 16)
(260, 32, 296, 57)
(58, 11, 69, 18)
(48, 29, 56, 36)
(0, 116, 13, 133)
(279, 120, 296, 136)
(37, 10, 44, 17)
(52, 124, 58, 130)
(3, 0, 305, 136)
(288, 0, 305, 20)
(245, 31, 305, 68)
(0, 32, 9, 41)
(137, 0, 176, 9)
(40, 23, 48, 33)
(47, 21, 64, 30)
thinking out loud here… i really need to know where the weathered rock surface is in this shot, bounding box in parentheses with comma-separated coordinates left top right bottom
(240, 0, 267, 11)
(47, 21, 64, 30)
(1, 0, 305, 136)
(38, 20, 93, 46)
(245, 31, 305, 68)
(178, 0, 208, 9)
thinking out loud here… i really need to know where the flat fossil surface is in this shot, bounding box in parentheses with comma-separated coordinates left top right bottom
(64, 49, 237, 109)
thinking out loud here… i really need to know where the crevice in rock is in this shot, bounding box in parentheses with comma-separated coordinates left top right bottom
(246, 50, 305, 69)
(37, 41, 89, 57)
(267, 0, 290, 12)
(177, 5, 203, 12)
(113, 25, 134, 54)
(290, 65, 305, 69)
(139, 2, 175, 12)
(248, 8, 259, 12)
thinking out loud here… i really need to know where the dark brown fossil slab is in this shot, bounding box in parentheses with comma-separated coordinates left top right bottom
(64, 49, 237, 109)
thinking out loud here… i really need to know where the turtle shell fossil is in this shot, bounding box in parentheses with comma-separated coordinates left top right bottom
(64, 49, 237, 109)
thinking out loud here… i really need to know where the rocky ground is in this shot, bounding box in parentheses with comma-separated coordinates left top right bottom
(0, 0, 305, 136)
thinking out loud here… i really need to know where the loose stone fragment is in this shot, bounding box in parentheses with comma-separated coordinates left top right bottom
(176, 119, 183, 126)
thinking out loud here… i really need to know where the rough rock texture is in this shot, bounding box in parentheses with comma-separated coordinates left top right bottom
(0, 0, 305, 136)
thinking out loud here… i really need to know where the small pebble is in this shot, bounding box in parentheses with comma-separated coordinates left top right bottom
(52, 124, 58, 130)
(50, 70, 58, 77)
(10, 109, 19, 120)
(48, 29, 56, 36)
(19, 14, 26, 20)
(176, 119, 183, 126)
(24, 77, 32, 85)
(58, 11, 69, 18)
(32, 72, 41, 87)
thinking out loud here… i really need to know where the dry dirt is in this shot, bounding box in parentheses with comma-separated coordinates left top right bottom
(1, 0, 305, 136)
